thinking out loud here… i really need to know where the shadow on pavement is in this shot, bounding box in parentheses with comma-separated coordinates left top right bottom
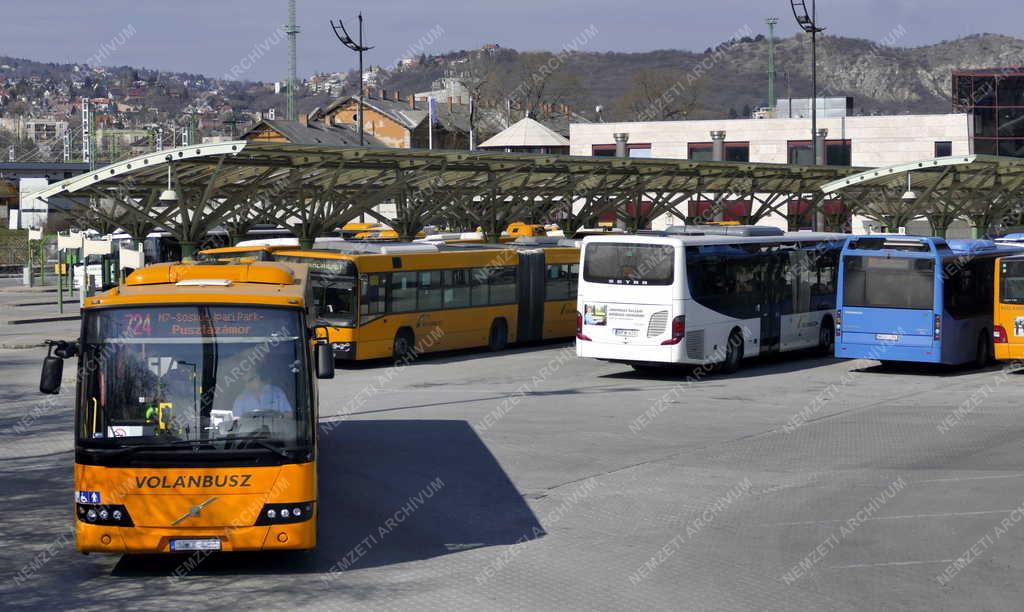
(112, 419, 543, 576)
(335, 338, 573, 370)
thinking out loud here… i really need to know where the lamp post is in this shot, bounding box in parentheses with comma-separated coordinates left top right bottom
(790, 0, 825, 164)
(331, 14, 373, 146)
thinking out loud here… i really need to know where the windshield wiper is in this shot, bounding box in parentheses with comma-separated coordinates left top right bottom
(104, 440, 212, 455)
(208, 435, 292, 459)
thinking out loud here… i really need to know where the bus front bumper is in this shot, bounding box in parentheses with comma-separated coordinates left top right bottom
(331, 341, 356, 360)
(75, 520, 316, 554)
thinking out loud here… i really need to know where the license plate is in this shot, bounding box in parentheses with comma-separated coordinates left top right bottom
(875, 333, 899, 341)
(170, 538, 221, 552)
(614, 328, 638, 337)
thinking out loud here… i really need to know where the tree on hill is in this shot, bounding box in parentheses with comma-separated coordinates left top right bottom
(613, 68, 704, 121)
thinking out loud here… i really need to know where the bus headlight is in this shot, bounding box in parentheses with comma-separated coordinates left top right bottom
(255, 502, 315, 525)
(77, 504, 133, 526)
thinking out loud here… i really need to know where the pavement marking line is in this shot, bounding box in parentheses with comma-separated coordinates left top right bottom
(827, 560, 954, 569)
(765, 509, 1018, 527)
(914, 474, 1024, 483)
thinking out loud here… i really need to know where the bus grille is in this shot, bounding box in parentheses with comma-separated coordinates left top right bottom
(686, 330, 705, 360)
(647, 311, 669, 337)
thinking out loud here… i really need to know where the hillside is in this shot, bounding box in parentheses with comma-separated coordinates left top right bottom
(382, 33, 1024, 120)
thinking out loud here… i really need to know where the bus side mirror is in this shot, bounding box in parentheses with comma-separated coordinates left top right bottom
(40, 355, 63, 394)
(40, 339, 78, 394)
(312, 327, 334, 379)
(315, 343, 335, 379)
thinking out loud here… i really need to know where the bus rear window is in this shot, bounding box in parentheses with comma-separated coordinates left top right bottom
(1000, 260, 1024, 303)
(843, 256, 934, 310)
(583, 243, 674, 285)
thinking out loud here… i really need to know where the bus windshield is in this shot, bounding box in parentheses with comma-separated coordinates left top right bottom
(311, 271, 356, 327)
(843, 255, 934, 310)
(1000, 260, 1024, 304)
(583, 243, 675, 285)
(78, 305, 311, 452)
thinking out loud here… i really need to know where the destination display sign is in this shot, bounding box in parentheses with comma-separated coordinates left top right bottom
(87, 307, 297, 341)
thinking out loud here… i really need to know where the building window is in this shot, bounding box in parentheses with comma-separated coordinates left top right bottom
(591, 143, 652, 157)
(787, 140, 851, 166)
(934, 141, 952, 157)
(687, 142, 749, 162)
(953, 70, 1024, 158)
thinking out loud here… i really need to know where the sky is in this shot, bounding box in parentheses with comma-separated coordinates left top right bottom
(2, 0, 1022, 82)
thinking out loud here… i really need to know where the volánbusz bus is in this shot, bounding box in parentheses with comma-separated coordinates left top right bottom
(39, 262, 335, 554)
(272, 239, 580, 360)
(989, 253, 1024, 361)
(835, 235, 1023, 366)
(576, 227, 845, 372)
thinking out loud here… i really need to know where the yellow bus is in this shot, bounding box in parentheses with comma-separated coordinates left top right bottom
(994, 254, 1024, 360)
(272, 240, 580, 361)
(195, 244, 290, 263)
(39, 261, 335, 554)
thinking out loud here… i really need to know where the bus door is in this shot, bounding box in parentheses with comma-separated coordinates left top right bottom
(517, 250, 545, 342)
(758, 250, 784, 354)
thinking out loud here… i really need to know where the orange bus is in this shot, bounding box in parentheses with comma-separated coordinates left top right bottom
(272, 239, 579, 361)
(994, 254, 1024, 360)
(39, 261, 335, 554)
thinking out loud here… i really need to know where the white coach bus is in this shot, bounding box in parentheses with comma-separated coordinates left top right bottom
(576, 227, 846, 373)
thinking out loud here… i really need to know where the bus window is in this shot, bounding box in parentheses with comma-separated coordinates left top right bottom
(569, 263, 579, 297)
(583, 243, 674, 285)
(313, 273, 356, 327)
(944, 260, 992, 318)
(489, 267, 517, 305)
(471, 268, 490, 305)
(546, 264, 571, 300)
(443, 269, 471, 307)
(359, 273, 388, 321)
(1000, 260, 1024, 303)
(418, 270, 443, 310)
(843, 256, 934, 310)
(391, 272, 418, 312)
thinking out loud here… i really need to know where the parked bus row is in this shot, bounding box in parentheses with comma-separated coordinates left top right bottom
(38, 228, 1024, 557)
(576, 228, 1024, 372)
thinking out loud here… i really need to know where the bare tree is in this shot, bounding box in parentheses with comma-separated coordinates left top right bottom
(506, 52, 585, 119)
(614, 68, 704, 121)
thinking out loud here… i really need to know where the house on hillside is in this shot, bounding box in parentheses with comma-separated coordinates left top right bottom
(242, 117, 385, 148)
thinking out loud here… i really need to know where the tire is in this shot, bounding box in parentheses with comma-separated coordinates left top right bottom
(488, 319, 508, 352)
(392, 328, 415, 362)
(818, 320, 835, 356)
(720, 330, 744, 374)
(974, 331, 991, 369)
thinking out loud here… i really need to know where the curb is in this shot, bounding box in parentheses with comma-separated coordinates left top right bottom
(5, 315, 81, 325)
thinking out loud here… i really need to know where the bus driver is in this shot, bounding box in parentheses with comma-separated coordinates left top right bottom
(232, 372, 293, 418)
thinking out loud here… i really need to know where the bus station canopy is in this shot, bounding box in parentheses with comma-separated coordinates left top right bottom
(820, 155, 1024, 235)
(35, 140, 869, 251)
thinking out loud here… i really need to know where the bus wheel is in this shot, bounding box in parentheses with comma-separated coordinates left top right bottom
(721, 330, 744, 374)
(488, 319, 508, 351)
(818, 320, 835, 356)
(393, 329, 415, 362)
(975, 331, 991, 369)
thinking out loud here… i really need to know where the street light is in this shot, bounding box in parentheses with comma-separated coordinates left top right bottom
(331, 14, 373, 146)
(790, 0, 825, 164)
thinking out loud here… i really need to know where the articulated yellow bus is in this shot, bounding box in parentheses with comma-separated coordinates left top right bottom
(994, 254, 1024, 360)
(39, 262, 335, 554)
(273, 240, 580, 361)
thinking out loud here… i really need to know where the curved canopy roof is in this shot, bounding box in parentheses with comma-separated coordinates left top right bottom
(34, 140, 867, 243)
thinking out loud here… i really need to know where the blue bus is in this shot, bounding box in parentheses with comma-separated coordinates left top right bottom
(835, 235, 1024, 366)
